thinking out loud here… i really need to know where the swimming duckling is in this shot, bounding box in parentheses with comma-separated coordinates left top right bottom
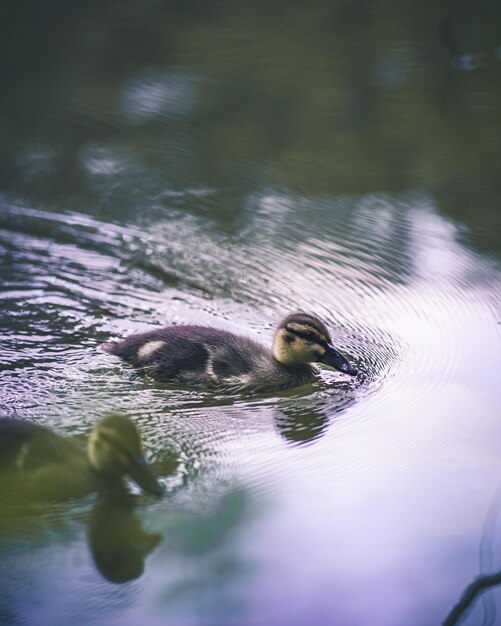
(101, 312, 358, 393)
(0, 414, 163, 502)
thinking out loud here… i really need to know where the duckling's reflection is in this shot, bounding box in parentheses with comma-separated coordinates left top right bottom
(274, 403, 330, 445)
(88, 492, 163, 583)
(274, 389, 357, 445)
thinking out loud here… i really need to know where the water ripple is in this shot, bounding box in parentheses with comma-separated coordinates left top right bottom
(1, 193, 500, 484)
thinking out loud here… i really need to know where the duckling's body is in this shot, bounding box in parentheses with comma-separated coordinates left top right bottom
(102, 313, 358, 393)
(0, 414, 162, 502)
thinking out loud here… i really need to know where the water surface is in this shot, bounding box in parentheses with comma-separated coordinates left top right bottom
(1, 2, 501, 625)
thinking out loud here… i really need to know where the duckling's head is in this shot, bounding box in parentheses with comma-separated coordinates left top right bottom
(87, 414, 163, 497)
(273, 312, 358, 375)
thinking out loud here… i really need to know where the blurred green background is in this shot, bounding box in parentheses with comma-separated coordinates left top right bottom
(1, 0, 500, 248)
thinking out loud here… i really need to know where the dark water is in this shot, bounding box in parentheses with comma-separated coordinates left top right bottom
(1, 2, 501, 625)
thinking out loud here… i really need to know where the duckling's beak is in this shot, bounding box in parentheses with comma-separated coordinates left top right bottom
(127, 458, 164, 497)
(321, 344, 358, 376)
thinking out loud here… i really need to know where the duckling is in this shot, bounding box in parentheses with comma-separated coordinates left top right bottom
(0, 414, 163, 502)
(101, 312, 358, 393)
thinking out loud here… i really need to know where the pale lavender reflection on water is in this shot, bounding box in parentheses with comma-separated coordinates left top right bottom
(0, 191, 500, 626)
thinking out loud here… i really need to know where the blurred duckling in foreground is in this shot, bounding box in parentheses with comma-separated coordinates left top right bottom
(0, 414, 163, 502)
(102, 312, 358, 393)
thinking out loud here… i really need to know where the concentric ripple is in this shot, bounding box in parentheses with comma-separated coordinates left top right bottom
(1, 192, 499, 458)
(1, 190, 501, 626)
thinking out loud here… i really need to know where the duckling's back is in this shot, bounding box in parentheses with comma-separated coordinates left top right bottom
(0, 418, 93, 502)
(0, 418, 63, 471)
(102, 325, 272, 387)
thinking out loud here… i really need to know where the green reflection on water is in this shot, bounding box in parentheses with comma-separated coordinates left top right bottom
(0, 0, 500, 249)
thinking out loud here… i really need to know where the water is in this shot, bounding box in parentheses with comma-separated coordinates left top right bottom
(1, 2, 501, 625)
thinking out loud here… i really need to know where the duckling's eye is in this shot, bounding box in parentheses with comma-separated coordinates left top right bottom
(302, 332, 316, 342)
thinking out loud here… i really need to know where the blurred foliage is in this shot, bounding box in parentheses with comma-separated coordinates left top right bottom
(0, 0, 500, 249)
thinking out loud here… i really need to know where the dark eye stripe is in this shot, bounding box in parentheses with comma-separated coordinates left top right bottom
(285, 326, 327, 345)
(98, 431, 130, 458)
(302, 331, 316, 341)
(98, 432, 115, 446)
